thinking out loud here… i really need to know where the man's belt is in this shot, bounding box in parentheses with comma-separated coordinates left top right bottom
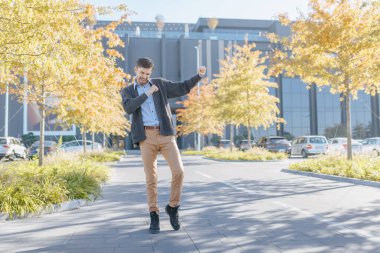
(144, 126, 160, 130)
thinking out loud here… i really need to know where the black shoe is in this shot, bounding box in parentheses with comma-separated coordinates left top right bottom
(165, 204, 181, 231)
(149, 211, 160, 234)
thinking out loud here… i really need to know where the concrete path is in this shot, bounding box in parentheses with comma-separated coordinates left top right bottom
(1, 155, 380, 253)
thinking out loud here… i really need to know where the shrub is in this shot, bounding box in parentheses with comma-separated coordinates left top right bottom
(181, 150, 205, 155)
(182, 147, 287, 161)
(289, 155, 380, 182)
(80, 150, 125, 163)
(0, 153, 110, 219)
(204, 148, 287, 161)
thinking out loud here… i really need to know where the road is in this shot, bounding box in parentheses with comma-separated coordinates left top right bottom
(0, 154, 379, 253)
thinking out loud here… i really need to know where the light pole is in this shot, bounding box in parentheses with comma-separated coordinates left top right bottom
(194, 42, 201, 151)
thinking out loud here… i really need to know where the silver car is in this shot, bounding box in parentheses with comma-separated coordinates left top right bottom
(327, 137, 362, 155)
(361, 137, 380, 155)
(0, 137, 27, 160)
(291, 135, 328, 158)
(61, 140, 103, 153)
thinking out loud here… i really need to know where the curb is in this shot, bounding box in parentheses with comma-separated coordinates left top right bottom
(281, 168, 380, 188)
(0, 198, 96, 221)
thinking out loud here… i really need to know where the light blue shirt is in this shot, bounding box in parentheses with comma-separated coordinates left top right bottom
(134, 80, 160, 126)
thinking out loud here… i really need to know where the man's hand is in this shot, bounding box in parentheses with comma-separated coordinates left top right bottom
(198, 66, 206, 77)
(146, 85, 159, 96)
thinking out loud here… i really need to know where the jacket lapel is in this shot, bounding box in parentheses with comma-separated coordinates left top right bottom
(133, 84, 139, 98)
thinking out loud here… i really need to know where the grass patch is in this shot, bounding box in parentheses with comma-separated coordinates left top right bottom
(80, 150, 125, 163)
(183, 147, 287, 161)
(289, 155, 380, 182)
(0, 153, 110, 219)
(181, 150, 205, 155)
(182, 146, 219, 156)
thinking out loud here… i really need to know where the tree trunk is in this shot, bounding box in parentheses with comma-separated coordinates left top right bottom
(247, 127, 252, 149)
(83, 129, 87, 153)
(199, 133, 203, 150)
(103, 133, 106, 149)
(229, 124, 234, 152)
(92, 132, 95, 151)
(38, 102, 45, 166)
(346, 92, 353, 160)
(194, 133, 197, 150)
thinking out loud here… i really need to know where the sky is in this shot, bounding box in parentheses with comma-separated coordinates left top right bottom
(84, 0, 311, 23)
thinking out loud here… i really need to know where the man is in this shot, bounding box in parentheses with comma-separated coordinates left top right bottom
(121, 57, 206, 234)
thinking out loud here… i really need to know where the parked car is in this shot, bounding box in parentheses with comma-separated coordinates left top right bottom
(327, 138, 362, 155)
(61, 140, 103, 153)
(361, 137, 380, 155)
(256, 136, 291, 155)
(291, 135, 328, 158)
(237, 139, 257, 151)
(355, 139, 365, 144)
(217, 139, 234, 149)
(0, 137, 27, 160)
(28, 141, 59, 158)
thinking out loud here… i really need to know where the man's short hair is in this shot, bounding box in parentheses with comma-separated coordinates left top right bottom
(136, 57, 154, 69)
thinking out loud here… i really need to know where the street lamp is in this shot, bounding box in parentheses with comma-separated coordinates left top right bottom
(194, 41, 201, 151)
(155, 14, 165, 38)
(4, 84, 9, 137)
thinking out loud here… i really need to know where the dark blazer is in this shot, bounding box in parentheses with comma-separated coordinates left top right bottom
(121, 74, 202, 144)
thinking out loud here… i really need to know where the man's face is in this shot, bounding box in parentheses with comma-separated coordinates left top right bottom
(134, 66, 153, 85)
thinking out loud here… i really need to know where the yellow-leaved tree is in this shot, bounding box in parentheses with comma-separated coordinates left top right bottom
(0, 0, 97, 165)
(54, 12, 130, 153)
(268, 0, 380, 160)
(213, 43, 283, 151)
(0, 0, 130, 164)
(176, 79, 224, 146)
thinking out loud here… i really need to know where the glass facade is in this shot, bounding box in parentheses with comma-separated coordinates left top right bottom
(316, 86, 342, 138)
(282, 78, 310, 139)
(253, 82, 277, 139)
(351, 91, 372, 139)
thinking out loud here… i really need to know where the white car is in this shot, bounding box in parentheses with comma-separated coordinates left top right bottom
(327, 137, 362, 155)
(361, 137, 380, 155)
(61, 140, 103, 153)
(0, 137, 27, 160)
(291, 135, 328, 158)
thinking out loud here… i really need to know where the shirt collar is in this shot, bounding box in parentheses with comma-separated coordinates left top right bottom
(134, 78, 151, 89)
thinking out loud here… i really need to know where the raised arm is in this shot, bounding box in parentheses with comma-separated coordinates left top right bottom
(163, 67, 206, 98)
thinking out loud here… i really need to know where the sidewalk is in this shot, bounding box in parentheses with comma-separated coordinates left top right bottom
(0, 155, 380, 253)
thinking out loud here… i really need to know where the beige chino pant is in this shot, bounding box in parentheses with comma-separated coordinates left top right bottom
(139, 129, 184, 213)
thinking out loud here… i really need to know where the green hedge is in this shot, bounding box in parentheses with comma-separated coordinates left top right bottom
(289, 155, 380, 182)
(0, 154, 110, 219)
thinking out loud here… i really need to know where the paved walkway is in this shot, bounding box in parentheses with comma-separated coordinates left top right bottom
(1, 155, 380, 253)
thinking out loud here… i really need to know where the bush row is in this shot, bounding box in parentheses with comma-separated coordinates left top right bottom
(0, 150, 124, 219)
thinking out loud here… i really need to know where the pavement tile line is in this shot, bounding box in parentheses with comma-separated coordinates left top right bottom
(194, 169, 378, 244)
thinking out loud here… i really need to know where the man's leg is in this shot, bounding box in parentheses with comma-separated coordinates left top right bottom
(140, 130, 160, 234)
(159, 135, 184, 208)
(159, 135, 184, 231)
(140, 130, 160, 213)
